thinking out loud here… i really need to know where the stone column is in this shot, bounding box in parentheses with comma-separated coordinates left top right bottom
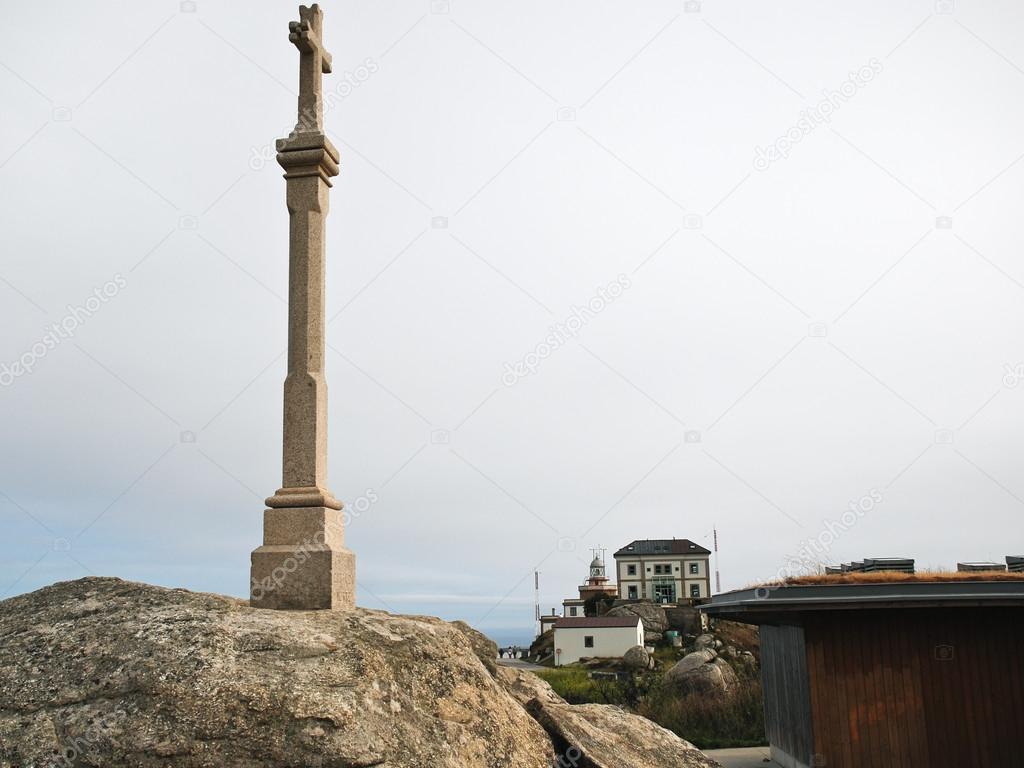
(250, 6, 354, 611)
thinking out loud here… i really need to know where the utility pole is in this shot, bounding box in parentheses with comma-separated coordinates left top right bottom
(534, 570, 541, 637)
(714, 526, 722, 594)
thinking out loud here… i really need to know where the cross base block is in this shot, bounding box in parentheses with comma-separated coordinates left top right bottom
(250, 506, 355, 610)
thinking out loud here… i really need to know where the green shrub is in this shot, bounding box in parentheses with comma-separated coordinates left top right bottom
(637, 678, 767, 750)
(535, 664, 767, 749)
(533, 667, 623, 705)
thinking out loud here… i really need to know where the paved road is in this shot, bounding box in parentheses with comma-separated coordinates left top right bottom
(496, 658, 546, 671)
(704, 747, 775, 767)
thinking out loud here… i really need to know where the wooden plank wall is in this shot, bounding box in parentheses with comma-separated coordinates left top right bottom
(803, 608, 1024, 768)
(761, 623, 814, 765)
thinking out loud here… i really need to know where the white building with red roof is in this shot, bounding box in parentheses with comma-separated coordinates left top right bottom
(553, 615, 644, 666)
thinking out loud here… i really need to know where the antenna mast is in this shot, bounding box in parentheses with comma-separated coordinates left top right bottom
(714, 526, 721, 594)
(534, 570, 541, 637)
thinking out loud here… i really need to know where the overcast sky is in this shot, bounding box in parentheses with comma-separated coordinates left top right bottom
(2, 0, 1024, 644)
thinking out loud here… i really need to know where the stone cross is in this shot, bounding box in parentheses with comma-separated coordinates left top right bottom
(251, 4, 355, 611)
(288, 4, 332, 135)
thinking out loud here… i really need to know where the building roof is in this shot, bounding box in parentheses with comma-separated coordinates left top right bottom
(702, 580, 1024, 624)
(613, 539, 711, 557)
(554, 616, 641, 629)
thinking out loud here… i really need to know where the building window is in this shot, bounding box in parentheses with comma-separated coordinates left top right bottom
(689, 563, 699, 575)
(569, 607, 577, 616)
(627, 564, 637, 576)
(690, 584, 701, 598)
(628, 586, 638, 599)
(654, 583, 676, 603)
(584, 636, 594, 648)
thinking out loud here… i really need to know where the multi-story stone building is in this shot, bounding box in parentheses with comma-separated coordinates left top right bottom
(613, 538, 711, 602)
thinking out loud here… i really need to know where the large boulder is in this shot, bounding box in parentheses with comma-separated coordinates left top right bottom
(605, 602, 668, 642)
(526, 697, 720, 768)
(665, 653, 738, 695)
(666, 649, 717, 680)
(495, 666, 564, 708)
(693, 633, 716, 650)
(451, 619, 499, 675)
(715, 658, 739, 687)
(529, 627, 554, 662)
(0, 578, 552, 767)
(0, 578, 723, 768)
(622, 645, 653, 670)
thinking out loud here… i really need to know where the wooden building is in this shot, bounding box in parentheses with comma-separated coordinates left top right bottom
(705, 580, 1024, 768)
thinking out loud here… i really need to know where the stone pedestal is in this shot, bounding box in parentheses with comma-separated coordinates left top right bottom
(250, 507, 355, 610)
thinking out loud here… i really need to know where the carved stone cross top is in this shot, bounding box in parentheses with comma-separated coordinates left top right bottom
(289, 4, 333, 135)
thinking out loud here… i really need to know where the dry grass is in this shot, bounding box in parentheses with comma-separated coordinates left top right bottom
(712, 619, 760, 658)
(766, 570, 1024, 587)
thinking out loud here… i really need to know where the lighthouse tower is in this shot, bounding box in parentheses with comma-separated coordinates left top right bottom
(579, 548, 619, 601)
(562, 548, 619, 617)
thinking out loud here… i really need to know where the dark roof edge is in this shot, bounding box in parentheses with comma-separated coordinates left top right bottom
(703, 580, 1024, 618)
(613, 539, 712, 556)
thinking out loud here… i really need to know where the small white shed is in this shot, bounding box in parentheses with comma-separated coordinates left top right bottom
(553, 615, 644, 666)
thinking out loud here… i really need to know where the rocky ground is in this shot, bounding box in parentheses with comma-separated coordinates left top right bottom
(0, 578, 721, 768)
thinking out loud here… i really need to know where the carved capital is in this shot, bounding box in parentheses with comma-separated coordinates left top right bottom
(276, 133, 340, 183)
